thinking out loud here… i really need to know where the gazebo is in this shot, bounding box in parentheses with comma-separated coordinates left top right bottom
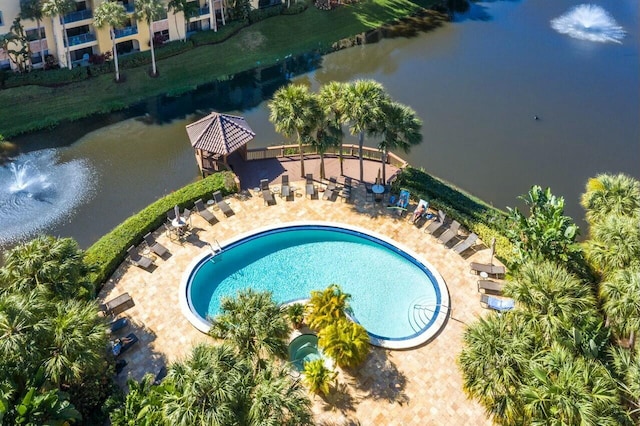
(185, 112, 256, 177)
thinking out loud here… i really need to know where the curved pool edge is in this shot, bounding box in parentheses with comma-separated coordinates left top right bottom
(179, 220, 451, 349)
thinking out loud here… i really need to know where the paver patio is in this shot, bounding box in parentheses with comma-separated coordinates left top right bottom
(99, 158, 498, 425)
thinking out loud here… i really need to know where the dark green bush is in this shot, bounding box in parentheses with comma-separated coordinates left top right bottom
(281, 0, 309, 15)
(4, 66, 90, 88)
(393, 167, 514, 262)
(119, 39, 195, 69)
(249, 4, 284, 23)
(85, 172, 237, 290)
(190, 20, 249, 46)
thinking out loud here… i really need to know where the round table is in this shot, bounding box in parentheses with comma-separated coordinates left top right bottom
(479, 271, 489, 279)
(206, 199, 215, 206)
(372, 184, 385, 194)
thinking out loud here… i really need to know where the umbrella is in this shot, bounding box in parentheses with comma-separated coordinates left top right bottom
(174, 205, 180, 221)
(489, 237, 496, 265)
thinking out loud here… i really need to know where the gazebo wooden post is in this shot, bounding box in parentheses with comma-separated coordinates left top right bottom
(195, 148, 205, 176)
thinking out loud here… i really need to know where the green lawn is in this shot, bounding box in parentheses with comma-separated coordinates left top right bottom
(0, 0, 436, 138)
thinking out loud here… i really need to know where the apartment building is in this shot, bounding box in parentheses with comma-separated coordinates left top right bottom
(0, 0, 226, 71)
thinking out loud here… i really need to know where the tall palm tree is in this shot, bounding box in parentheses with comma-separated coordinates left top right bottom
(371, 101, 422, 184)
(609, 345, 640, 417)
(318, 81, 347, 175)
(93, 1, 128, 82)
(269, 84, 321, 178)
(0, 291, 40, 382)
(318, 318, 370, 369)
(41, 0, 74, 69)
(340, 80, 389, 182)
(585, 214, 640, 275)
(208, 289, 289, 363)
(600, 268, 640, 349)
(20, 0, 45, 67)
(167, 0, 198, 42)
(580, 173, 640, 225)
(135, 0, 164, 77)
(458, 313, 534, 424)
(304, 108, 341, 180)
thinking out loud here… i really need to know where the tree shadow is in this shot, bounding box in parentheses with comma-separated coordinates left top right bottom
(351, 347, 409, 405)
(318, 379, 360, 416)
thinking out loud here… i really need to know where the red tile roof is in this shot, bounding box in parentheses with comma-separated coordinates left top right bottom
(185, 112, 255, 155)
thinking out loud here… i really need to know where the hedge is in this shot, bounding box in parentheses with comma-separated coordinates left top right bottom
(393, 167, 514, 263)
(190, 21, 249, 46)
(85, 172, 237, 291)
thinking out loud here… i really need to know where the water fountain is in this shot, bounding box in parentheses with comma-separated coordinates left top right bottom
(0, 150, 95, 245)
(551, 4, 626, 44)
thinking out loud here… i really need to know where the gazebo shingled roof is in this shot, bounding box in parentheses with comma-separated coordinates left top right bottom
(185, 112, 255, 156)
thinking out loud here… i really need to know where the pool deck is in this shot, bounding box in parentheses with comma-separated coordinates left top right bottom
(99, 157, 498, 425)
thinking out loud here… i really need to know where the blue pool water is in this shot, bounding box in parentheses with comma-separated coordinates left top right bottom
(187, 225, 442, 341)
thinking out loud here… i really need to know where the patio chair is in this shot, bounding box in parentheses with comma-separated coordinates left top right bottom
(343, 176, 353, 189)
(213, 191, 234, 217)
(281, 175, 291, 199)
(144, 232, 168, 257)
(437, 220, 461, 245)
(470, 262, 506, 278)
(365, 184, 374, 202)
(388, 189, 410, 215)
(182, 208, 192, 225)
(323, 176, 338, 201)
(111, 333, 139, 357)
(339, 186, 352, 203)
(306, 174, 317, 199)
(452, 233, 478, 254)
(102, 293, 135, 316)
(109, 317, 129, 334)
(166, 208, 176, 222)
(261, 179, 276, 206)
(194, 199, 218, 224)
(477, 280, 504, 295)
(424, 210, 446, 234)
(480, 294, 515, 312)
(127, 245, 154, 270)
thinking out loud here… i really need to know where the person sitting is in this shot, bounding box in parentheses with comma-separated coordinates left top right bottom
(111, 336, 135, 356)
(412, 204, 427, 223)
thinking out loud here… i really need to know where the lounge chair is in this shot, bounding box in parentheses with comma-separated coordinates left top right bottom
(102, 293, 135, 316)
(437, 220, 461, 245)
(480, 294, 515, 312)
(153, 366, 168, 385)
(112, 333, 139, 357)
(213, 191, 234, 217)
(388, 189, 410, 215)
(109, 317, 129, 334)
(127, 246, 154, 270)
(411, 199, 429, 225)
(306, 174, 317, 199)
(365, 184, 374, 202)
(323, 176, 338, 201)
(281, 175, 291, 199)
(260, 179, 276, 206)
(339, 186, 352, 203)
(452, 233, 478, 254)
(470, 262, 506, 278)
(144, 232, 168, 257)
(425, 210, 446, 234)
(182, 208, 192, 225)
(194, 199, 218, 225)
(477, 280, 504, 295)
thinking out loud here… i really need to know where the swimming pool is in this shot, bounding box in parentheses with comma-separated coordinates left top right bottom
(180, 222, 450, 349)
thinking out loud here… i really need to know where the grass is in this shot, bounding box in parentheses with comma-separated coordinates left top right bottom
(0, 0, 436, 138)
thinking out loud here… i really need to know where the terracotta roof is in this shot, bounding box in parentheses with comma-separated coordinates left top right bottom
(185, 112, 255, 155)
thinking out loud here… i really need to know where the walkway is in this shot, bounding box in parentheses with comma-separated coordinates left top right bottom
(99, 158, 497, 425)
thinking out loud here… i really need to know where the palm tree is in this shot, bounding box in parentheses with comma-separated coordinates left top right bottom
(135, 0, 164, 77)
(503, 260, 598, 345)
(600, 268, 640, 349)
(318, 81, 347, 175)
(304, 109, 341, 180)
(208, 289, 289, 363)
(269, 84, 321, 178)
(340, 80, 389, 182)
(167, 0, 198, 42)
(302, 358, 336, 396)
(371, 101, 422, 184)
(609, 345, 640, 417)
(109, 374, 164, 426)
(0, 291, 40, 381)
(285, 302, 305, 329)
(20, 0, 46, 67)
(306, 284, 350, 331)
(318, 318, 370, 369)
(580, 173, 640, 225)
(458, 313, 534, 424)
(41, 0, 74, 69)
(585, 214, 640, 275)
(93, 1, 128, 82)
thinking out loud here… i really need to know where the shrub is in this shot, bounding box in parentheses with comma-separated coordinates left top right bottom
(190, 21, 249, 46)
(119, 39, 194, 69)
(249, 4, 284, 23)
(282, 0, 309, 15)
(302, 358, 336, 395)
(85, 172, 237, 291)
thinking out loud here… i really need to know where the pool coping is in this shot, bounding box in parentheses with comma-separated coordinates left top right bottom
(178, 220, 451, 350)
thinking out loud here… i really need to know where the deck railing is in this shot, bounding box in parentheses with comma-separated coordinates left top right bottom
(245, 144, 408, 169)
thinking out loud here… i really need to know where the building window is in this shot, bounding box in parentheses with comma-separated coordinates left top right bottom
(154, 29, 169, 43)
(0, 11, 4, 26)
(31, 49, 49, 64)
(26, 27, 46, 41)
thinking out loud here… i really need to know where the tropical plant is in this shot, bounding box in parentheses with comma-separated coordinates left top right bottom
(609, 345, 640, 418)
(0, 385, 82, 425)
(458, 313, 534, 424)
(0, 235, 92, 300)
(285, 302, 305, 329)
(108, 374, 164, 426)
(340, 80, 389, 182)
(135, 0, 164, 76)
(167, 0, 197, 42)
(208, 289, 289, 363)
(306, 284, 351, 331)
(41, 0, 74, 69)
(318, 81, 347, 175)
(585, 214, 640, 275)
(269, 84, 321, 178)
(318, 318, 370, 369)
(580, 173, 640, 225)
(93, 0, 128, 82)
(302, 358, 336, 396)
(303, 107, 341, 180)
(20, 0, 45, 67)
(370, 100, 422, 184)
(600, 268, 640, 349)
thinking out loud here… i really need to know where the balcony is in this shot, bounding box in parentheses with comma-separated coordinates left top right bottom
(65, 32, 96, 47)
(118, 1, 135, 13)
(61, 9, 93, 24)
(114, 26, 138, 38)
(199, 6, 210, 15)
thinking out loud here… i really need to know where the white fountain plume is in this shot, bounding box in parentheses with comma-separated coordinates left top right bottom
(551, 4, 626, 44)
(0, 150, 95, 245)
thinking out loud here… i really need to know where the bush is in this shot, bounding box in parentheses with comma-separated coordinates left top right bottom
(190, 21, 249, 46)
(119, 39, 194, 69)
(281, 0, 309, 15)
(249, 4, 284, 23)
(4, 66, 90, 88)
(85, 172, 237, 291)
